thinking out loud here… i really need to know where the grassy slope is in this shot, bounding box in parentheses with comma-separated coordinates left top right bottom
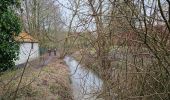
(0, 57, 73, 100)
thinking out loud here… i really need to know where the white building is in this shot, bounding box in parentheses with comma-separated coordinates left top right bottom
(15, 32, 39, 65)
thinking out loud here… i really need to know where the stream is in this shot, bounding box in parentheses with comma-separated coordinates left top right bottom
(64, 56, 103, 100)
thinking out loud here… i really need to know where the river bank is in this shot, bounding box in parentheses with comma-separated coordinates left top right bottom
(71, 50, 118, 100)
(71, 51, 102, 79)
(0, 56, 73, 100)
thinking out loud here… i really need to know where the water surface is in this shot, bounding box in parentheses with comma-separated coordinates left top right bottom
(64, 56, 103, 100)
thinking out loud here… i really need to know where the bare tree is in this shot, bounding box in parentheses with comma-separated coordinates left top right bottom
(60, 0, 170, 99)
(20, 0, 64, 49)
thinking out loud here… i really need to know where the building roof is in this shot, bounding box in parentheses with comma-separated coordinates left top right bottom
(15, 32, 38, 43)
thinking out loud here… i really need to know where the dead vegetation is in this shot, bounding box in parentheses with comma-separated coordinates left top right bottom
(0, 57, 73, 100)
(61, 0, 170, 99)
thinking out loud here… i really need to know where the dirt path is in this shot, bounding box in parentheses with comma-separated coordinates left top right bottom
(35, 54, 55, 68)
(16, 53, 54, 69)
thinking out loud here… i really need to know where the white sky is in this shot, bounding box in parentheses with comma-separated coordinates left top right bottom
(56, 0, 168, 32)
(56, 0, 74, 30)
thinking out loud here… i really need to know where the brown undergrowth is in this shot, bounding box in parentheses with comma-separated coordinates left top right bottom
(0, 57, 73, 100)
(72, 49, 170, 100)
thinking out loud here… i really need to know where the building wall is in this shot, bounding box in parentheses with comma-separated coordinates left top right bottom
(15, 42, 39, 65)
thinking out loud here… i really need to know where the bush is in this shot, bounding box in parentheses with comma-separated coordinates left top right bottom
(0, 0, 21, 72)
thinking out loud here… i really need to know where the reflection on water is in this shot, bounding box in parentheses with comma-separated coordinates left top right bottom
(64, 56, 103, 100)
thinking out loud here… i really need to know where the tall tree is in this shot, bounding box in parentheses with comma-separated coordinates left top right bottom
(21, 0, 63, 48)
(62, 0, 170, 99)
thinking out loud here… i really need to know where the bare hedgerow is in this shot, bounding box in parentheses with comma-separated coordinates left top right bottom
(60, 0, 170, 100)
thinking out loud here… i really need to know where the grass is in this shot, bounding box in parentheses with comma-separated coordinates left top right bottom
(0, 57, 73, 100)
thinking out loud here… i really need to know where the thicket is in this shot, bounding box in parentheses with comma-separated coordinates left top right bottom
(63, 0, 170, 99)
(0, 0, 21, 72)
